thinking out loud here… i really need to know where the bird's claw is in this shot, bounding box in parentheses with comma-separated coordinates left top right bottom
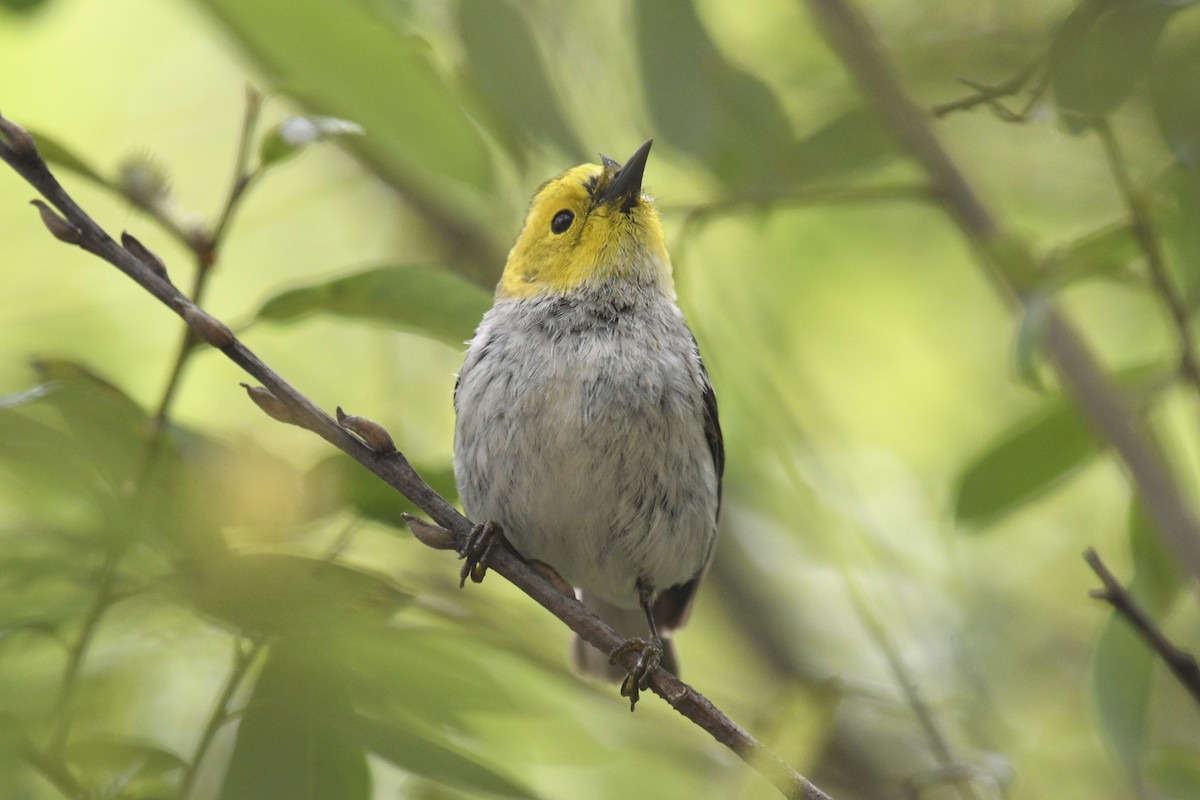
(458, 521, 502, 587)
(610, 636, 663, 711)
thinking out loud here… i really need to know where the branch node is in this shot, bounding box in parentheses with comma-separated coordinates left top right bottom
(30, 200, 82, 245)
(402, 513, 457, 551)
(0, 115, 37, 158)
(179, 303, 234, 349)
(239, 382, 304, 427)
(120, 231, 170, 281)
(335, 406, 397, 454)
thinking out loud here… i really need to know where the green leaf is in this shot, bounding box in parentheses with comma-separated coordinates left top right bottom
(785, 106, 897, 187)
(29, 359, 152, 489)
(26, 129, 110, 187)
(305, 452, 458, 526)
(1147, 746, 1200, 800)
(258, 115, 364, 167)
(195, 0, 488, 187)
(220, 640, 370, 800)
(1043, 221, 1141, 287)
(1163, 168, 1200, 308)
(1127, 498, 1186, 615)
(1012, 292, 1054, 390)
(454, 0, 584, 163)
(256, 265, 491, 346)
(1093, 614, 1154, 779)
(635, 0, 796, 190)
(191, 0, 506, 282)
(65, 736, 186, 786)
(0, 0, 54, 13)
(1051, 0, 1186, 129)
(955, 366, 1170, 527)
(179, 552, 410, 638)
(1151, 6, 1200, 166)
(955, 399, 1101, 527)
(358, 715, 537, 799)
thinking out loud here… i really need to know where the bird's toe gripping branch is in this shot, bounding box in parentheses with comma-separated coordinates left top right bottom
(458, 520, 504, 587)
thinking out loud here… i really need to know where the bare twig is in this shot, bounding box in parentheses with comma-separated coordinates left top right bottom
(20, 737, 84, 799)
(151, 87, 265, 433)
(0, 113, 833, 800)
(48, 546, 122, 758)
(178, 639, 265, 800)
(931, 61, 1044, 120)
(1095, 121, 1200, 410)
(1084, 548, 1200, 707)
(848, 584, 985, 800)
(801, 0, 1200, 582)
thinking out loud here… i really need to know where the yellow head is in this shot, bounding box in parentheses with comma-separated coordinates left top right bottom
(497, 139, 674, 300)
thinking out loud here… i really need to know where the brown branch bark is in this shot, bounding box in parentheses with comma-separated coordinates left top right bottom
(801, 0, 1200, 582)
(0, 114, 833, 800)
(1084, 548, 1200, 707)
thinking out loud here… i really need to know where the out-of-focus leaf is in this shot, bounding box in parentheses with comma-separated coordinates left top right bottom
(66, 736, 185, 786)
(339, 628, 526, 728)
(179, 552, 410, 637)
(26, 129, 109, 187)
(635, 0, 796, 190)
(1127, 498, 1186, 615)
(1147, 746, 1200, 800)
(954, 366, 1169, 527)
(305, 452, 457, 526)
(29, 359, 151, 489)
(0, 0, 54, 13)
(192, 0, 505, 284)
(1013, 292, 1054, 390)
(258, 115, 364, 167)
(1051, 0, 1187, 130)
(1163, 168, 1200, 307)
(454, 0, 584, 163)
(1043, 221, 1141, 287)
(219, 640, 370, 800)
(955, 400, 1100, 527)
(1151, 10, 1200, 167)
(358, 715, 537, 799)
(256, 265, 491, 346)
(0, 402, 103, 516)
(1093, 614, 1153, 779)
(786, 106, 897, 186)
(196, 0, 487, 187)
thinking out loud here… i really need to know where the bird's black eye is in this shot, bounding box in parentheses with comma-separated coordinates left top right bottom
(550, 209, 574, 234)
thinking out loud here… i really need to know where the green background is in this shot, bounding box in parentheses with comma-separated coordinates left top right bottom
(1, 0, 1199, 798)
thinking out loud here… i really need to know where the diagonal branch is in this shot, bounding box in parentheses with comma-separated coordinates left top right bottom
(1084, 548, 1200, 707)
(801, 0, 1200, 583)
(0, 114, 833, 800)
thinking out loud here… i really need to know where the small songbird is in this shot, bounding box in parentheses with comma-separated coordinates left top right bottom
(453, 140, 723, 709)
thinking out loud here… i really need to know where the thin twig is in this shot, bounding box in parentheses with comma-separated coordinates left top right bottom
(178, 638, 265, 800)
(151, 87, 265, 433)
(21, 737, 85, 799)
(0, 114, 833, 800)
(801, 0, 1200, 582)
(848, 585, 985, 800)
(204, 85, 264, 265)
(931, 61, 1042, 120)
(1095, 121, 1200, 411)
(1084, 548, 1200, 707)
(48, 545, 121, 758)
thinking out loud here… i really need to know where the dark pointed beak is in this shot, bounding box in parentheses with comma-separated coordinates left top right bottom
(600, 138, 653, 210)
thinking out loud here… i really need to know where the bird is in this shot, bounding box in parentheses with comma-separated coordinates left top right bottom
(453, 139, 723, 709)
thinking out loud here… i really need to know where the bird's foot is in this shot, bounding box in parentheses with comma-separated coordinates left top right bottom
(610, 635, 663, 711)
(458, 521, 503, 587)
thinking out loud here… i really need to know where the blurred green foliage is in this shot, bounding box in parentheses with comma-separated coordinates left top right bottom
(1, 0, 1200, 798)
